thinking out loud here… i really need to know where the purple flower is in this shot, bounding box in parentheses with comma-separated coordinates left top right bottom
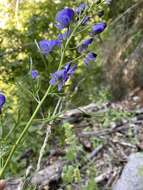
(75, 3, 88, 14)
(31, 70, 39, 79)
(91, 22, 106, 35)
(84, 52, 97, 65)
(78, 38, 93, 53)
(57, 29, 72, 42)
(0, 92, 6, 110)
(55, 8, 74, 29)
(82, 16, 90, 25)
(50, 63, 77, 91)
(39, 40, 60, 55)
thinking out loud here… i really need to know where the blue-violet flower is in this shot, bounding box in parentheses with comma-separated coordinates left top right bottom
(31, 70, 39, 79)
(78, 38, 93, 53)
(39, 40, 60, 55)
(91, 22, 106, 35)
(84, 52, 97, 65)
(75, 3, 88, 14)
(50, 63, 77, 91)
(0, 92, 6, 110)
(55, 8, 74, 29)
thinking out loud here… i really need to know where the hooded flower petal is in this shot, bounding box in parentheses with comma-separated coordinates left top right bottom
(0, 92, 6, 110)
(50, 69, 65, 85)
(50, 63, 77, 91)
(39, 40, 60, 55)
(67, 64, 77, 76)
(91, 22, 106, 35)
(84, 52, 97, 65)
(55, 8, 74, 29)
(75, 3, 88, 14)
(64, 63, 71, 72)
(78, 38, 93, 53)
(50, 70, 66, 91)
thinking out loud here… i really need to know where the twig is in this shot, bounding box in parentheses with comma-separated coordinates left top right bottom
(105, 168, 119, 188)
(87, 144, 104, 160)
(79, 115, 143, 138)
(4, 161, 63, 190)
(81, 144, 105, 171)
(36, 125, 51, 172)
(111, 140, 136, 148)
(95, 169, 113, 183)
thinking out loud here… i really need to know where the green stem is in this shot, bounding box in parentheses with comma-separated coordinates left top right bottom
(0, 115, 3, 139)
(0, 85, 52, 177)
(0, 13, 85, 178)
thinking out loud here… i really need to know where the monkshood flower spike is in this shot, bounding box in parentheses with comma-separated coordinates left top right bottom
(39, 40, 60, 55)
(84, 52, 97, 65)
(50, 63, 77, 91)
(55, 8, 74, 30)
(0, 92, 6, 111)
(78, 38, 93, 53)
(31, 70, 39, 79)
(91, 22, 107, 35)
(0, 2, 109, 178)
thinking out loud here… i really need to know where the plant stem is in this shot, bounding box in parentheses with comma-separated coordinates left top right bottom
(0, 13, 85, 178)
(0, 85, 52, 177)
(36, 125, 51, 172)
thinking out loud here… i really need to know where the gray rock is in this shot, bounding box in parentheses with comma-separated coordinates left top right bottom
(113, 153, 143, 190)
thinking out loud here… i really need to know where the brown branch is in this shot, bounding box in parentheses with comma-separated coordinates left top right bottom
(4, 160, 63, 190)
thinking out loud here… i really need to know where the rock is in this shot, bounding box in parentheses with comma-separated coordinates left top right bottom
(0, 180, 6, 190)
(113, 152, 143, 190)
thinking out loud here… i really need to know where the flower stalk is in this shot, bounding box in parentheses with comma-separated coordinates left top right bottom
(0, 15, 83, 178)
(0, 1, 107, 177)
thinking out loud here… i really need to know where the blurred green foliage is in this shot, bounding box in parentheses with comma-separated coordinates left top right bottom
(0, 0, 110, 119)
